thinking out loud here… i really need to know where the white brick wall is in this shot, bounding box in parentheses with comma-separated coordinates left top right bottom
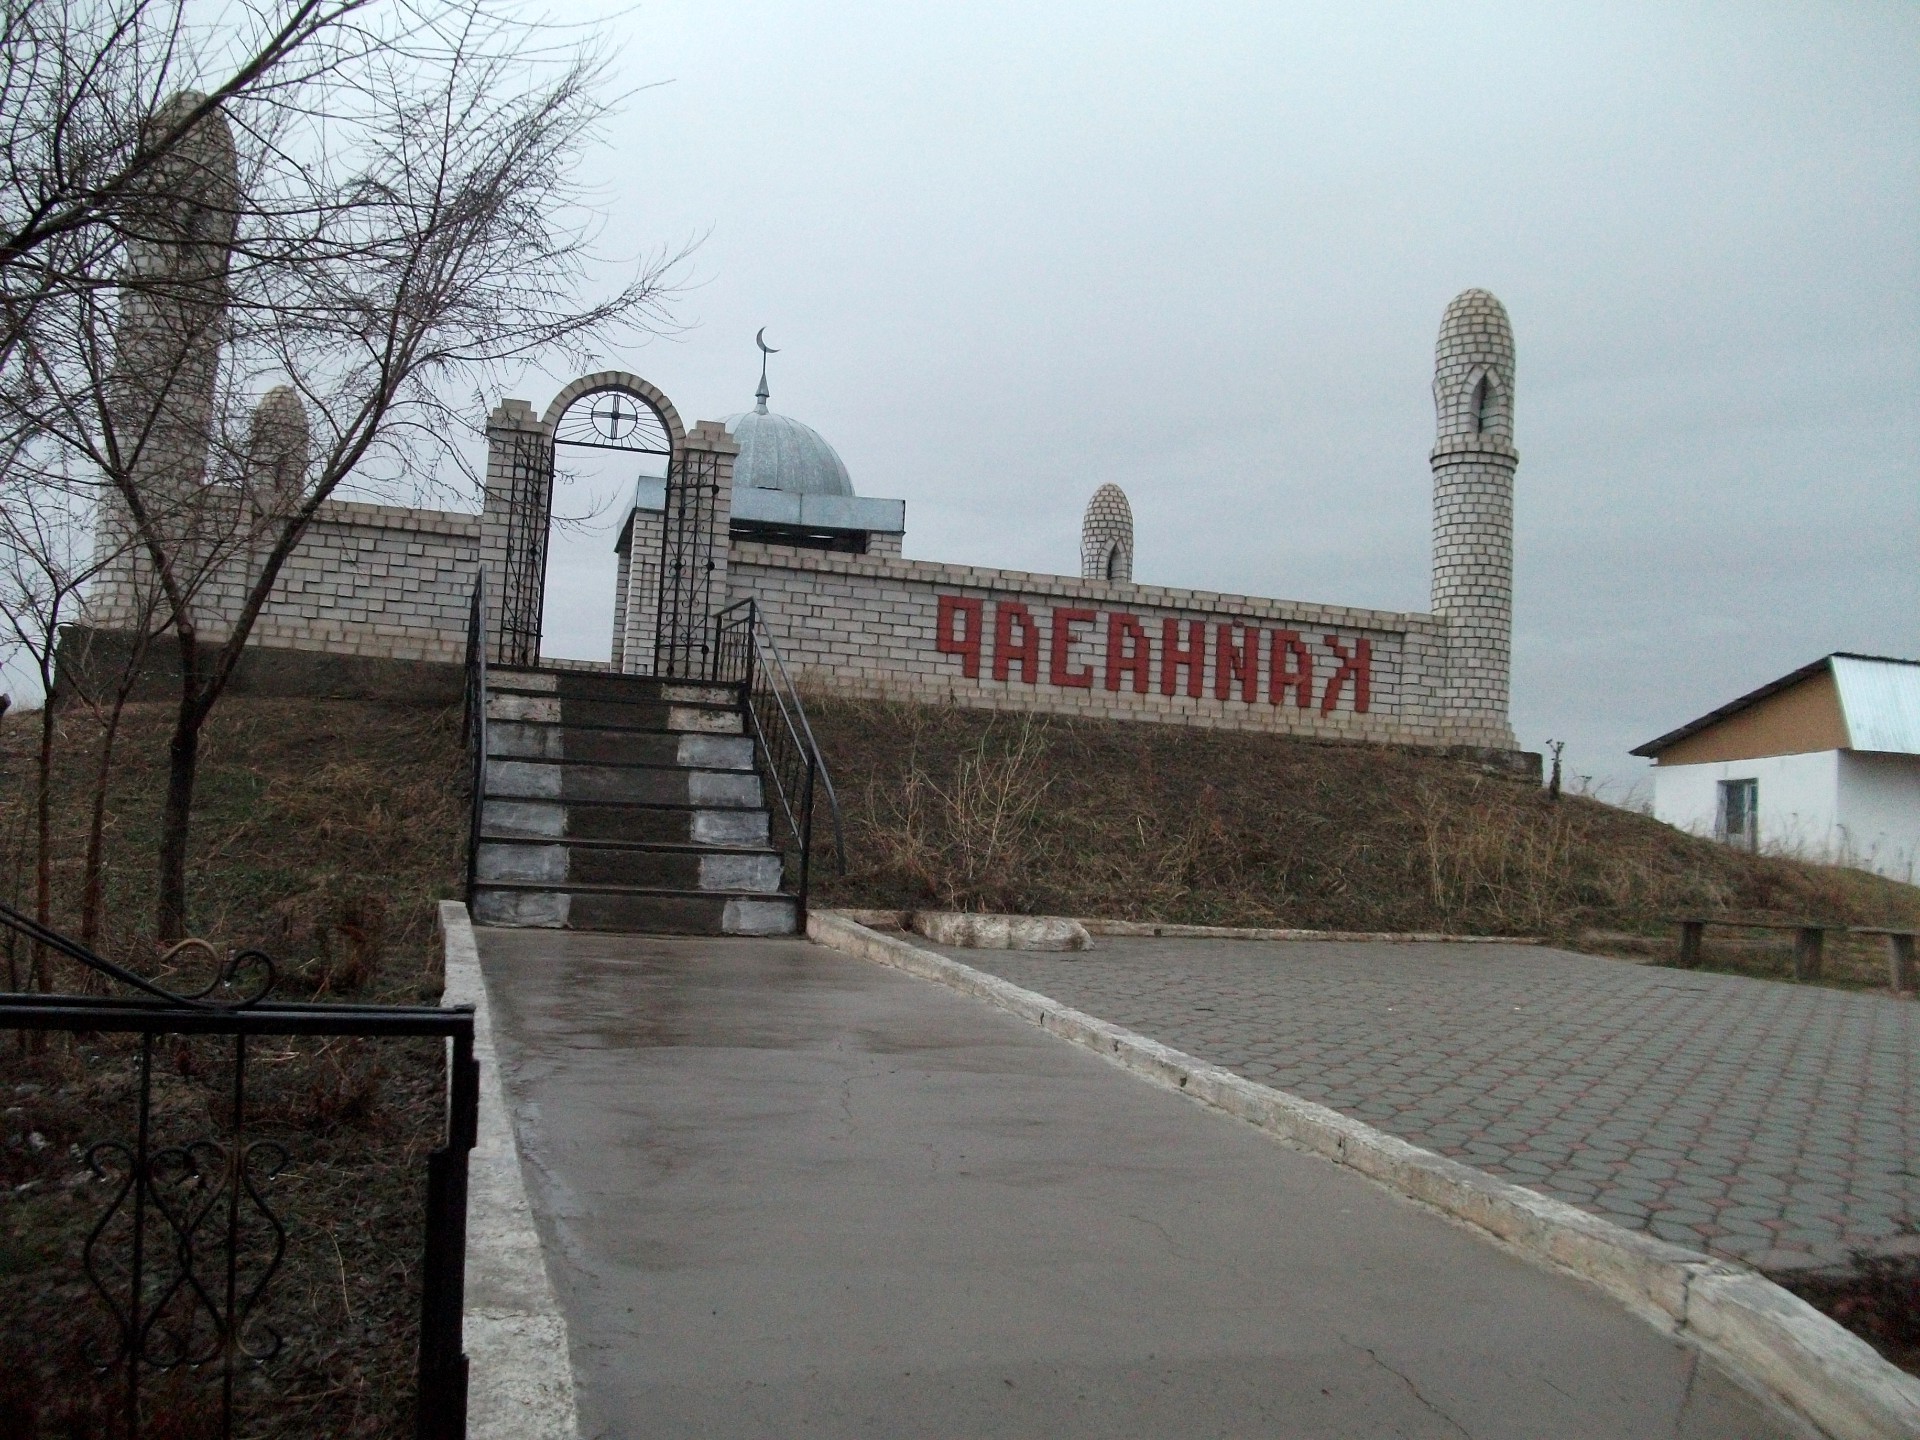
(88, 491, 481, 663)
(726, 542, 1453, 745)
(80, 309, 1521, 756)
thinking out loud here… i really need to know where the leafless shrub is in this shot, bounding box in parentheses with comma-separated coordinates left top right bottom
(863, 712, 1053, 911)
(806, 694, 1920, 952)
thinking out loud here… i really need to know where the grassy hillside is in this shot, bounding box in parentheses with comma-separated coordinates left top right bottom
(0, 696, 465, 1438)
(0, 696, 465, 987)
(805, 696, 1920, 983)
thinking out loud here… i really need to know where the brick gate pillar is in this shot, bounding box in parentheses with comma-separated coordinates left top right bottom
(481, 398, 552, 665)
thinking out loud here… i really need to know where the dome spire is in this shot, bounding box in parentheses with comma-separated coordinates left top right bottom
(754, 326, 779, 414)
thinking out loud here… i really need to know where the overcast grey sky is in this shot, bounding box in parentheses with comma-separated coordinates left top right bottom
(519, 0, 1916, 796)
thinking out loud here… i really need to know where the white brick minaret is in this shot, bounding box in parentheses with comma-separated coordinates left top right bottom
(1430, 289, 1518, 748)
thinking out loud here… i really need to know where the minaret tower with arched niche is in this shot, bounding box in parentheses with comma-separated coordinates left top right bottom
(1429, 288, 1518, 747)
(1080, 483, 1134, 583)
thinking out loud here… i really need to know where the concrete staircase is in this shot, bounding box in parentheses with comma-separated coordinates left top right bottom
(468, 667, 797, 935)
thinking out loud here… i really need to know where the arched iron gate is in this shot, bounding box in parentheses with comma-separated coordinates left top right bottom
(494, 383, 678, 669)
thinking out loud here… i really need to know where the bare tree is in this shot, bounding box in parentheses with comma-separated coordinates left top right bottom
(0, 0, 391, 367)
(3, 0, 679, 938)
(65, 566, 169, 945)
(0, 476, 107, 985)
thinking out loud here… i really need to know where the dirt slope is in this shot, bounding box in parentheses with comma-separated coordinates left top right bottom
(805, 696, 1920, 981)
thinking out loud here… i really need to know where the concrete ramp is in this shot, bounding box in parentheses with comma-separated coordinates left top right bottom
(475, 930, 1796, 1439)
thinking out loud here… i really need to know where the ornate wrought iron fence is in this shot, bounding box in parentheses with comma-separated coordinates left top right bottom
(495, 425, 552, 668)
(711, 599, 846, 923)
(0, 901, 476, 1439)
(463, 571, 489, 906)
(653, 448, 720, 678)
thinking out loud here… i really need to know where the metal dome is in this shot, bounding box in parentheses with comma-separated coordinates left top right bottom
(722, 403, 854, 498)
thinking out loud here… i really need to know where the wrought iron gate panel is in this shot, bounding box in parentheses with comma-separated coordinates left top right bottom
(653, 447, 721, 678)
(497, 426, 553, 668)
(0, 901, 476, 1440)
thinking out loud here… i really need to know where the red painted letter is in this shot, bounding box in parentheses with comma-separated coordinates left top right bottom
(1269, 630, 1312, 709)
(993, 602, 1040, 684)
(1105, 612, 1151, 694)
(1215, 623, 1258, 703)
(1049, 607, 1096, 688)
(1160, 618, 1205, 697)
(936, 594, 983, 679)
(1322, 635, 1372, 714)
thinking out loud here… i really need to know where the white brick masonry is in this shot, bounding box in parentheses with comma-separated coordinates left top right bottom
(1430, 289, 1519, 748)
(87, 490, 481, 664)
(728, 541, 1451, 745)
(82, 314, 1522, 756)
(1080, 483, 1134, 583)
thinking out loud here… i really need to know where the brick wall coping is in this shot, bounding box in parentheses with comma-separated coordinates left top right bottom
(314, 497, 482, 536)
(730, 542, 1442, 637)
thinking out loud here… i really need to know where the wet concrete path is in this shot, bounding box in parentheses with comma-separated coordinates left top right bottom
(475, 930, 1795, 1439)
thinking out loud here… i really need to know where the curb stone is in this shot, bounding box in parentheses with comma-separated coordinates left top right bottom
(1078, 917, 1546, 944)
(807, 909, 1920, 1440)
(832, 908, 1543, 945)
(439, 901, 580, 1440)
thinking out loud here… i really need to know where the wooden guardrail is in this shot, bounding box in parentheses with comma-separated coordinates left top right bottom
(1668, 916, 1916, 992)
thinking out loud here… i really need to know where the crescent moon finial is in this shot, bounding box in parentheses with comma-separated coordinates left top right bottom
(754, 328, 779, 411)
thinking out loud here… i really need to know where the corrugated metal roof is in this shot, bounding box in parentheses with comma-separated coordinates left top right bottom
(1631, 652, 1920, 759)
(1834, 654, 1920, 755)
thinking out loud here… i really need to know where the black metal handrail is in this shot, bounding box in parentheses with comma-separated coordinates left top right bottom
(712, 599, 846, 925)
(0, 905, 476, 1439)
(462, 570, 489, 906)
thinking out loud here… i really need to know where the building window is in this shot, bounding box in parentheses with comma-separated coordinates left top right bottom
(1717, 778, 1758, 852)
(1471, 374, 1494, 434)
(1105, 544, 1124, 581)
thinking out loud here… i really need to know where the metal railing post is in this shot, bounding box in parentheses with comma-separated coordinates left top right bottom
(464, 572, 489, 906)
(417, 1028, 477, 1439)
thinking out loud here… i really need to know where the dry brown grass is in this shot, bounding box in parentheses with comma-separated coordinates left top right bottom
(0, 695, 465, 1437)
(807, 695, 1920, 981)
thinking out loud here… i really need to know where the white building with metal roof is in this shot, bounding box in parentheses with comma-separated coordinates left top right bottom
(1632, 654, 1920, 883)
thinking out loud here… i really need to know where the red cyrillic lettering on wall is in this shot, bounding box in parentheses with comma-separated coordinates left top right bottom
(1215, 623, 1258, 702)
(993, 602, 1040, 684)
(1049, 607, 1096, 688)
(1105, 612, 1151, 693)
(1160, 619, 1206, 697)
(1269, 630, 1312, 709)
(1322, 635, 1372, 714)
(936, 594, 984, 679)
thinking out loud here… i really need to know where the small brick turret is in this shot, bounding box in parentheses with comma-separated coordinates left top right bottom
(1080, 483, 1134, 583)
(1430, 289, 1518, 747)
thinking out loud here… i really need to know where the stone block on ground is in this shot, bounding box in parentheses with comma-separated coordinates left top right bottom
(910, 910, 1090, 952)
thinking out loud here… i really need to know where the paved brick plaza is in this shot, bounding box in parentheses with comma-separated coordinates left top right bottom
(953, 938, 1919, 1272)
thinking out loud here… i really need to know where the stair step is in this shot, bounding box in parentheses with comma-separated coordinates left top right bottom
(487, 724, 755, 770)
(481, 799, 772, 847)
(470, 884, 796, 936)
(474, 839, 785, 891)
(486, 693, 744, 735)
(490, 667, 739, 707)
(485, 759, 763, 808)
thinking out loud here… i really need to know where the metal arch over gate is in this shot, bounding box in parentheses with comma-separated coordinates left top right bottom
(494, 373, 685, 668)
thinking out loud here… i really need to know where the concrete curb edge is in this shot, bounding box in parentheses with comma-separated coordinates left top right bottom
(807, 909, 1920, 1440)
(1076, 918, 1547, 944)
(438, 901, 580, 1440)
(830, 908, 1544, 945)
